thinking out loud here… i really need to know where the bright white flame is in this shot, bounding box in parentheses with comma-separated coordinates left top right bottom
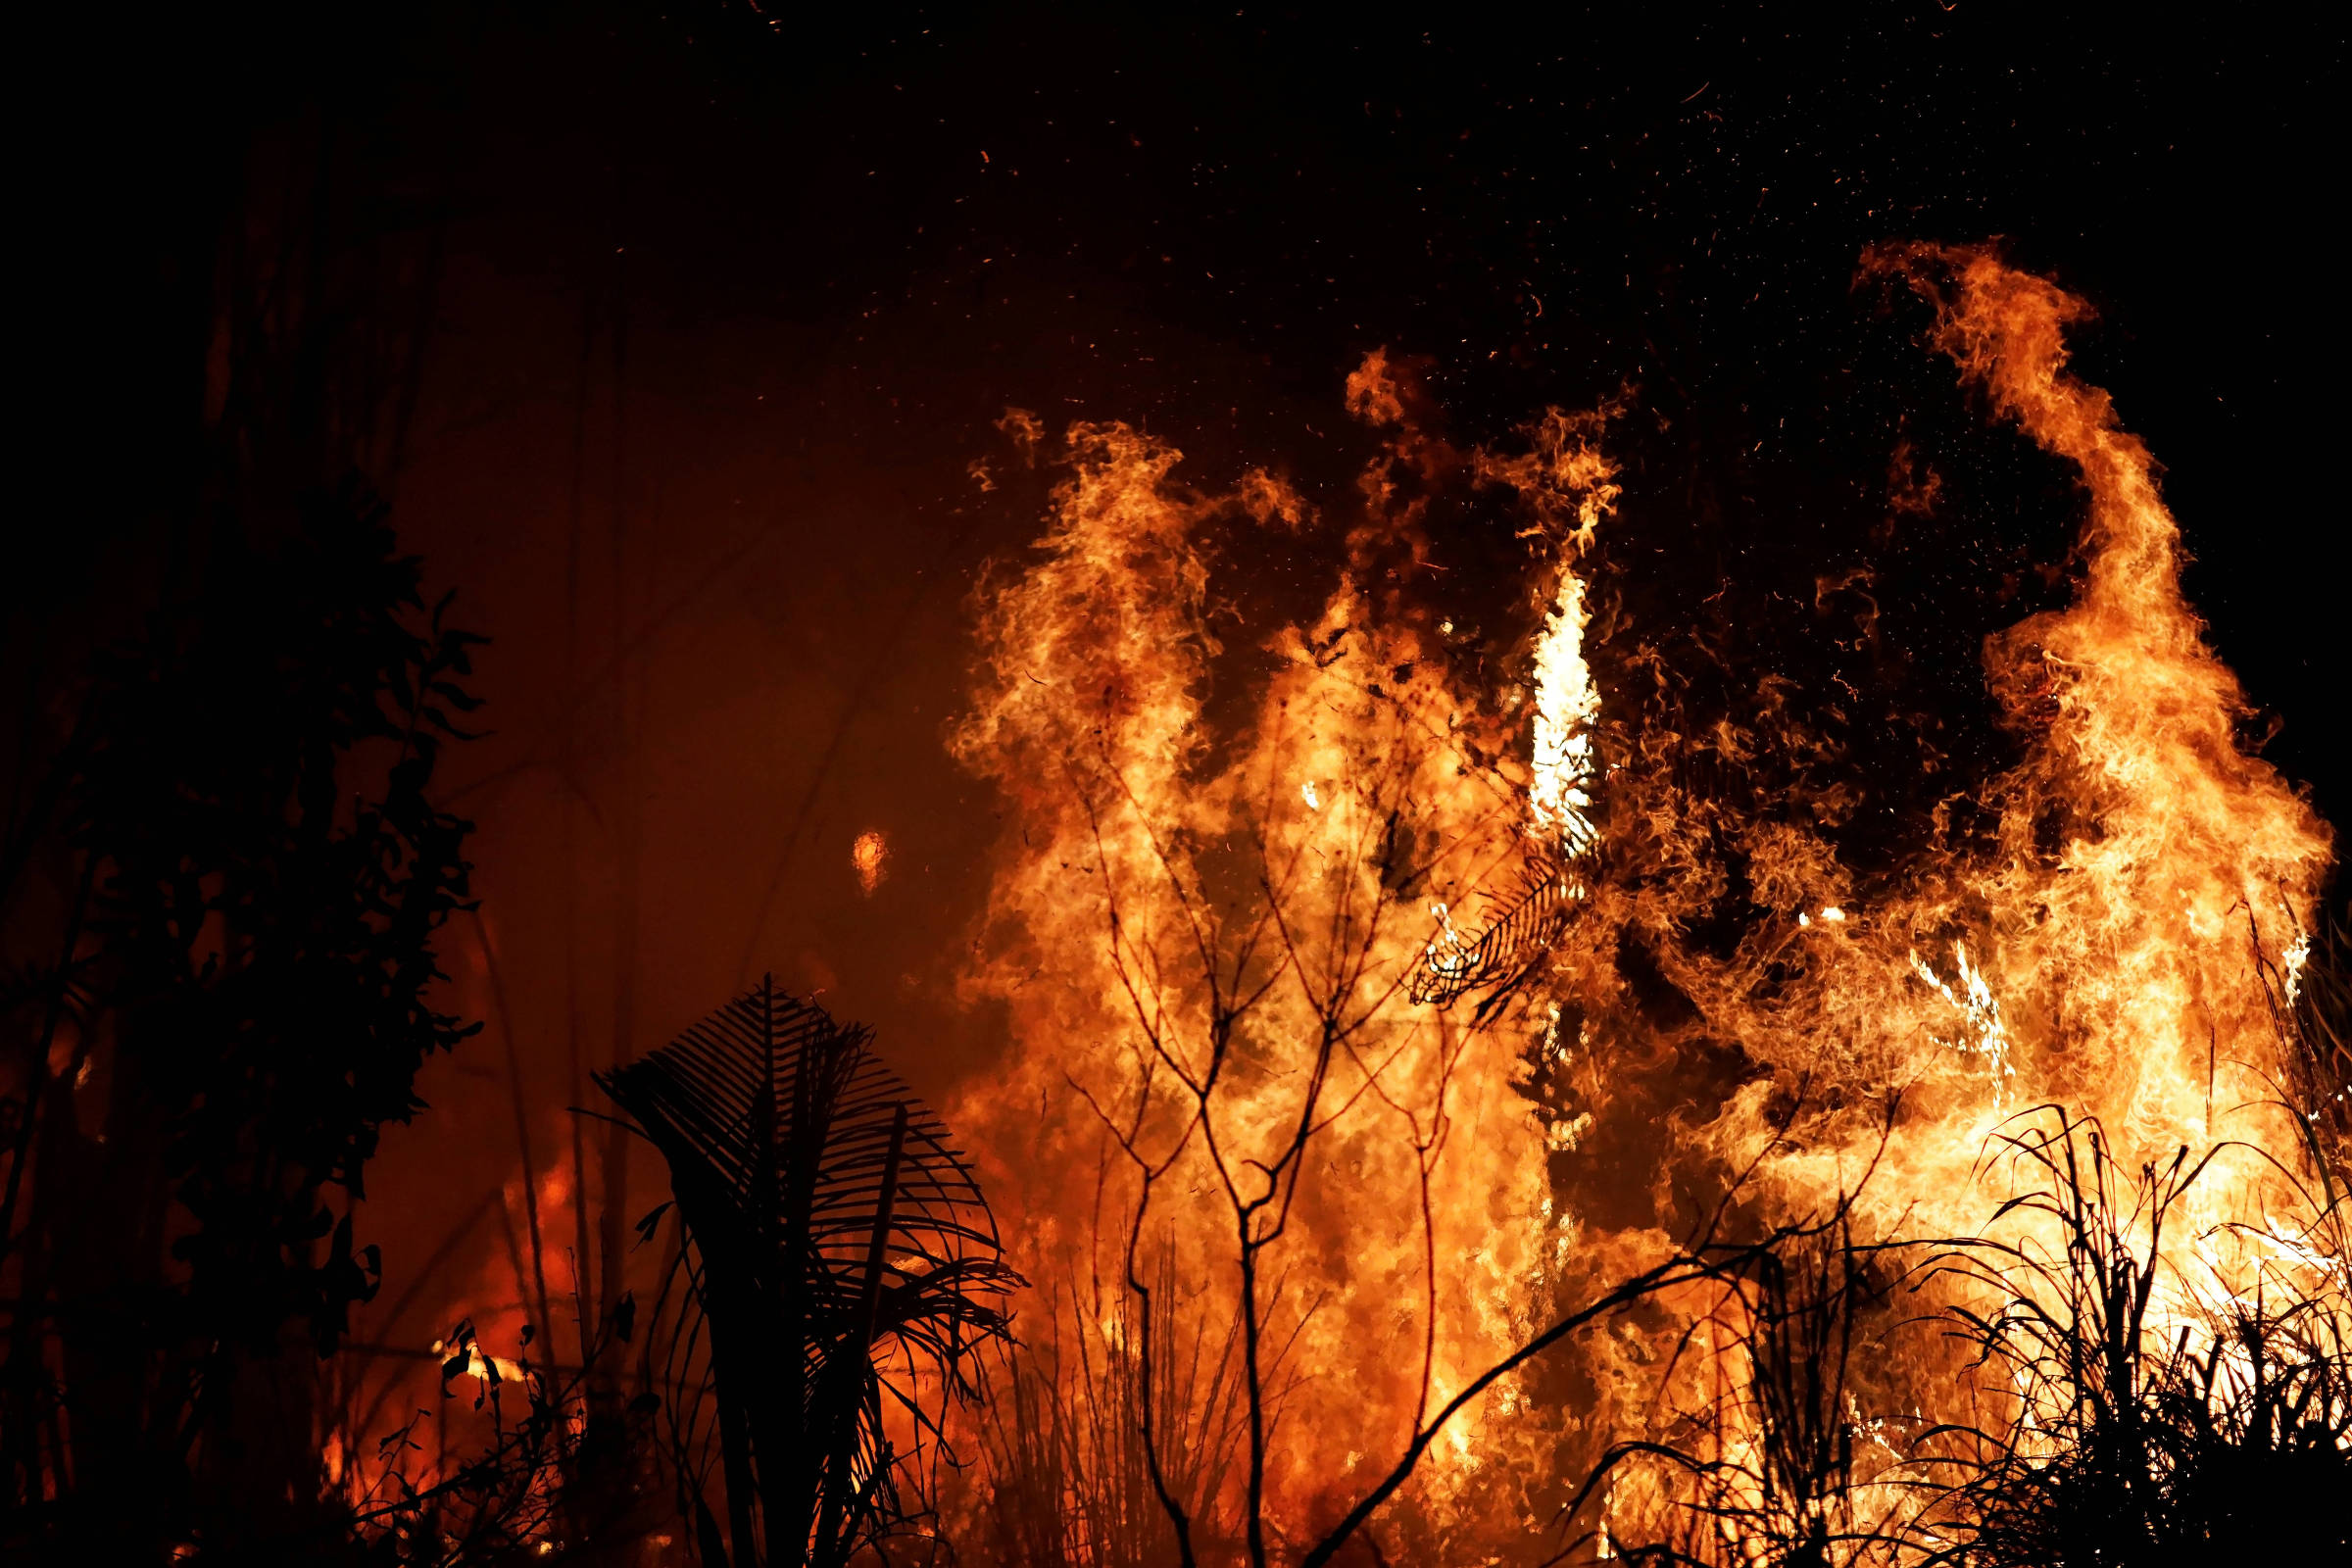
(429, 1339, 525, 1384)
(1528, 568, 1599, 855)
(1300, 780, 1321, 810)
(2283, 932, 2312, 1006)
(1910, 942, 2015, 1104)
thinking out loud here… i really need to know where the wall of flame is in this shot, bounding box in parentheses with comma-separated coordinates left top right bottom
(946, 249, 2335, 1556)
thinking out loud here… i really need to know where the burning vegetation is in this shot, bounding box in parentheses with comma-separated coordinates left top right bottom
(941, 246, 2347, 1564)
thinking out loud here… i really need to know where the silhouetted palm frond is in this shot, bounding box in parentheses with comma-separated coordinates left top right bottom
(1409, 847, 1584, 1011)
(599, 979, 1021, 1568)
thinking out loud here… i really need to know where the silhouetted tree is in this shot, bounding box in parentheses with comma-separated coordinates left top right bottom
(0, 489, 481, 1561)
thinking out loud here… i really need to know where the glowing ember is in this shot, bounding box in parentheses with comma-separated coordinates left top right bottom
(852, 828, 890, 894)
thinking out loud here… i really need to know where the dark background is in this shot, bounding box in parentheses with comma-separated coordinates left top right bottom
(18, 0, 2345, 1343)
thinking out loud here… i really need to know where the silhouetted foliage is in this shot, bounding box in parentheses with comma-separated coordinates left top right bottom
(1913, 1110, 2352, 1566)
(599, 980, 1021, 1568)
(1592, 1221, 1905, 1568)
(969, 1250, 1248, 1568)
(1584, 1103, 2352, 1567)
(0, 489, 480, 1561)
(343, 1305, 667, 1566)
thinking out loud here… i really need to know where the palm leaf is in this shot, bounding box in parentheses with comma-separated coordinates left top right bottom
(598, 977, 1020, 1567)
(1410, 847, 1585, 1013)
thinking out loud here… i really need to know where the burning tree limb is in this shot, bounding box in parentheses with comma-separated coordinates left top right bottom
(595, 979, 1021, 1568)
(1054, 716, 1901, 1568)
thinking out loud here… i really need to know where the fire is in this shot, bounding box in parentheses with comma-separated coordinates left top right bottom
(952, 406, 1606, 1548)
(949, 250, 2338, 1560)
